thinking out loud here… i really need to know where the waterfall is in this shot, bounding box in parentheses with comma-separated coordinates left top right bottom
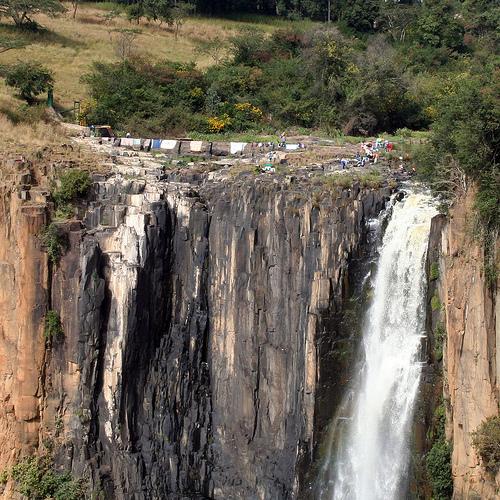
(318, 190, 437, 500)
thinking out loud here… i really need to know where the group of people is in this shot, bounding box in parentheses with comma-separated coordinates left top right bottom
(340, 138, 394, 170)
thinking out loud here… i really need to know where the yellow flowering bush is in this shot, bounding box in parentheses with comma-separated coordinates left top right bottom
(190, 87, 204, 99)
(207, 113, 231, 133)
(77, 98, 96, 126)
(234, 102, 263, 119)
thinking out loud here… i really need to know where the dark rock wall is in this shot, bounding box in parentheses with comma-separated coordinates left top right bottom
(0, 165, 390, 499)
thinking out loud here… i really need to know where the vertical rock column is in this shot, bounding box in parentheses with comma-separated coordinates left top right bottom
(441, 188, 499, 499)
(0, 180, 49, 471)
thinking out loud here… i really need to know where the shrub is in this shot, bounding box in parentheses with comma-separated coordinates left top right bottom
(431, 293, 442, 311)
(229, 27, 271, 66)
(426, 402, 453, 499)
(5, 62, 54, 104)
(426, 439, 453, 499)
(434, 322, 446, 361)
(82, 59, 205, 132)
(472, 416, 500, 475)
(484, 262, 498, 288)
(207, 114, 231, 133)
(44, 310, 63, 340)
(40, 223, 67, 264)
(430, 262, 440, 280)
(11, 456, 83, 500)
(53, 169, 92, 206)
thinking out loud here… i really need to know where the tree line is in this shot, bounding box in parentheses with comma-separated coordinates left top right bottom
(107, 0, 420, 27)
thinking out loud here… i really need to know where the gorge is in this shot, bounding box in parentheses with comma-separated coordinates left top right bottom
(0, 145, 498, 500)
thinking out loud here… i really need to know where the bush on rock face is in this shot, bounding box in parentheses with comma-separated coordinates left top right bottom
(11, 455, 82, 500)
(40, 223, 67, 264)
(44, 310, 63, 340)
(426, 403, 453, 500)
(426, 439, 453, 499)
(472, 416, 500, 476)
(53, 169, 92, 206)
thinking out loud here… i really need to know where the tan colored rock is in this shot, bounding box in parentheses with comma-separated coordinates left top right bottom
(0, 183, 49, 471)
(441, 187, 499, 499)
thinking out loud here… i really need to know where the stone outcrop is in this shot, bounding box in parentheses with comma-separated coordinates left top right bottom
(439, 187, 499, 499)
(0, 151, 390, 499)
(0, 164, 49, 474)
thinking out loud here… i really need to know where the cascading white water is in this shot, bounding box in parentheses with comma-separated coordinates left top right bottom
(318, 190, 437, 500)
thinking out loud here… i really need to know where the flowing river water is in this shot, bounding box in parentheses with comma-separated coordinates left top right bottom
(317, 190, 437, 500)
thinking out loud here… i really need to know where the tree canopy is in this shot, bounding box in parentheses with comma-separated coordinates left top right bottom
(0, 0, 66, 26)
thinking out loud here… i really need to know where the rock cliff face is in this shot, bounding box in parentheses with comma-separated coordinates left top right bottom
(0, 167, 49, 472)
(0, 153, 389, 499)
(439, 187, 499, 499)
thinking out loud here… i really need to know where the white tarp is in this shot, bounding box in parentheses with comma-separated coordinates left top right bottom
(160, 139, 178, 150)
(230, 142, 247, 154)
(121, 138, 134, 147)
(190, 141, 203, 152)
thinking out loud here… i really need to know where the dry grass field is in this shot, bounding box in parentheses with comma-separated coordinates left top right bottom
(0, 2, 313, 109)
(0, 3, 316, 152)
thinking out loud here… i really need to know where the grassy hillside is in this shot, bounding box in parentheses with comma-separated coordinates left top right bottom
(0, 2, 312, 111)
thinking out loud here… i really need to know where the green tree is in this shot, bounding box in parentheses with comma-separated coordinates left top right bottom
(410, 0, 464, 51)
(127, 1, 145, 24)
(417, 71, 499, 231)
(335, 0, 380, 32)
(144, 0, 172, 26)
(0, 0, 65, 27)
(462, 0, 500, 42)
(171, 2, 194, 40)
(5, 62, 53, 104)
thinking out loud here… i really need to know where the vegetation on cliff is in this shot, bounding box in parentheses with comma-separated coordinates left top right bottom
(426, 403, 453, 500)
(52, 169, 92, 206)
(9, 455, 83, 500)
(44, 310, 63, 340)
(472, 416, 500, 476)
(40, 223, 67, 264)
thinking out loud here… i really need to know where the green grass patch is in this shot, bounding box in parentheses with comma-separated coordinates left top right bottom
(187, 131, 279, 143)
